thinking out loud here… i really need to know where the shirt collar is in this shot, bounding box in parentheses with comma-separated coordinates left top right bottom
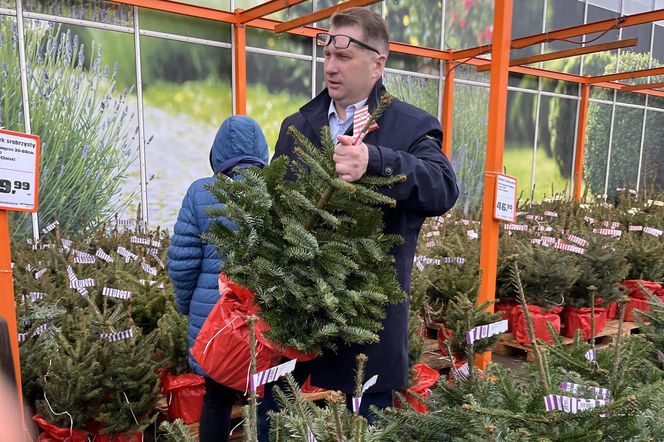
(327, 98, 368, 122)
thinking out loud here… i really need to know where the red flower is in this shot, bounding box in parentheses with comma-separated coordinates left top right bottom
(450, 12, 458, 24)
(464, 0, 473, 10)
(460, 18, 466, 29)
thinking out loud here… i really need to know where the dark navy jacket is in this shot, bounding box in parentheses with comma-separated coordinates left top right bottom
(273, 79, 459, 392)
(168, 116, 269, 375)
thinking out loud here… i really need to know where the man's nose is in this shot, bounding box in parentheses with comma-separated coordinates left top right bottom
(324, 57, 337, 74)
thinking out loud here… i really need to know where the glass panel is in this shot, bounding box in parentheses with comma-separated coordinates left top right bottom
(508, 72, 538, 90)
(385, 0, 441, 49)
(444, 0, 493, 50)
(542, 0, 584, 74)
(234, 0, 312, 22)
(584, 102, 612, 197)
(247, 52, 310, 151)
(653, 23, 664, 65)
(640, 109, 664, 191)
(621, 1, 652, 55)
(540, 78, 579, 96)
(606, 106, 644, 198)
(615, 51, 653, 105)
(139, 8, 231, 42)
(535, 96, 577, 198)
(16, 21, 140, 238)
(315, 60, 324, 96)
(454, 62, 489, 84)
(0, 0, 13, 8)
(383, 72, 439, 117)
(509, 0, 544, 59)
(247, 26, 309, 54)
(24, 0, 133, 26)
(582, 4, 621, 77)
(140, 36, 232, 229)
(386, 52, 439, 76)
(504, 91, 535, 201)
(450, 82, 488, 215)
(314, 1, 382, 29)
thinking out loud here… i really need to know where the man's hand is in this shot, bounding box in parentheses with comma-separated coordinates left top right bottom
(333, 134, 369, 182)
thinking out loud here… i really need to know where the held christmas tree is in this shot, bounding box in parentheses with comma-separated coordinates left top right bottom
(205, 94, 408, 355)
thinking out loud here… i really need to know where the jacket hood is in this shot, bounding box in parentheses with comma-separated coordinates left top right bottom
(210, 115, 270, 175)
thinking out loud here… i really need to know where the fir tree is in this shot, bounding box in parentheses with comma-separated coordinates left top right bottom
(566, 236, 630, 308)
(205, 95, 408, 355)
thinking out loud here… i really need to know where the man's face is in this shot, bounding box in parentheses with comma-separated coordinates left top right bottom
(323, 25, 385, 109)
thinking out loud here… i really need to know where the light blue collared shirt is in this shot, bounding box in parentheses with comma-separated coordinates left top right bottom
(327, 98, 368, 141)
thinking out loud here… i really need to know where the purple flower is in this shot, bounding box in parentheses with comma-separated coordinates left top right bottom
(78, 43, 85, 67)
(82, 144, 90, 156)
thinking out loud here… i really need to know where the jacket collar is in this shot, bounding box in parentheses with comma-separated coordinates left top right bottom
(300, 78, 387, 145)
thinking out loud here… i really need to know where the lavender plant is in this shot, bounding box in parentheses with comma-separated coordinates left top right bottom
(0, 19, 138, 238)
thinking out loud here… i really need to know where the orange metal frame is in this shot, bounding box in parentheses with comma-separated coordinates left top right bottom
(621, 81, 664, 92)
(475, 38, 638, 72)
(441, 62, 455, 159)
(274, 0, 382, 33)
(476, 0, 514, 370)
(573, 82, 590, 202)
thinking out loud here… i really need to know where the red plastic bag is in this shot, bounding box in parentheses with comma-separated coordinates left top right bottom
(33, 414, 90, 442)
(160, 372, 205, 424)
(606, 302, 618, 320)
(301, 376, 326, 394)
(395, 363, 439, 413)
(512, 305, 562, 344)
(621, 280, 662, 299)
(435, 327, 454, 356)
(191, 275, 280, 391)
(624, 295, 651, 322)
(561, 306, 608, 339)
(94, 431, 143, 442)
(494, 300, 518, 332)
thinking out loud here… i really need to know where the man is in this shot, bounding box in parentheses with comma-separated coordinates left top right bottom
(260, 7, 458, 436)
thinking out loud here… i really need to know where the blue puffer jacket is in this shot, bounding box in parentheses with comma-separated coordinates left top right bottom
(168, 116, 269, 375)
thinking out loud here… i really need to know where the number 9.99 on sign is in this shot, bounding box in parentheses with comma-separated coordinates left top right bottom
(0, 179, 30, 194)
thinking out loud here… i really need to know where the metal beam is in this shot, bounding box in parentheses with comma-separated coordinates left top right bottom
(109, 0, 237, 23)
(590, 66, 664, 83)
(573, 82, 590, 202)
(476, 0, 514, 371)
(274, 0, 381, 34)
(237, 0, 308, 24)
(621, 81, 664, 92)
(450, 8, 664, 61)
(441, 62, 455, 159)
(475, 38, 637, 72)
(233, 21, 247, 115)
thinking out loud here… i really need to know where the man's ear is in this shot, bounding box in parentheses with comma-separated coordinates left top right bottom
(372, 54, 387, 81)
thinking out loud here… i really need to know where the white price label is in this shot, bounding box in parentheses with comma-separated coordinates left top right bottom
(494, 174, 517, 222)
(0, 129, 40, 212)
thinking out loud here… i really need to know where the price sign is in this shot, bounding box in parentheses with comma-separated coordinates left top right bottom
(494, 173, 517, 222)
(0, 129, 40, 212)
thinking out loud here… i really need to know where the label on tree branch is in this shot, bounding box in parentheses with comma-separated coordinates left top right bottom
(567, 234, 589, 247)
(99, 328, 133, 342)
(306, 427, 317, 442)
(544, 394, 608, 414)
(34, 268, 48, 279)
(561, 381, 610, 400)
(352, 374, 378, 412)
(96, 248, 114, 263)
(61, 238, 72, 251)
(141, 261, 157, 276)
(117, 246, 138, 263)
(592, 228, 622, 237)
(466, 320, 508, 345)
(102, 287, 132, 300)
(250, 359, 297, 392)
(41, 220, 59, 234)
(544, 211, 558, 217)
(73, 250, 96, 264)
(504, 223, 529, 231)
(139, 279, 164, 289)
(643, 227, 663, 237)
(453, 362, 470, 382)
(584, 216, 596, 224)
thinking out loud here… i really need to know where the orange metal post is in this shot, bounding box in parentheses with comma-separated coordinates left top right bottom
(476, 0, 514, 370)
(233, 19, 247, 115)
(573, 82, 590, 202)
(441, 62, 455, 159)
(0, 211, 24, 414)
(274, 0, 381, 33)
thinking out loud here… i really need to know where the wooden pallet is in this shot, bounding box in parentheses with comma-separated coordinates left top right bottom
(493, 319, 640, 362)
